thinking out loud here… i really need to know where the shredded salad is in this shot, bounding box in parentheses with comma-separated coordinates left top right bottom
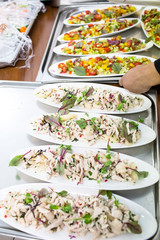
(141, 8, 160, 47)
(0, 187, 142, 238)
(56, 56, 151, 76)
(60, 36, 147, 55)
(9, 145, 148, 185)
(30, 113, 141, 146)
(67, 5, 136, 25)
(61, 19, 138, 41)
(35, 85, 144, 112)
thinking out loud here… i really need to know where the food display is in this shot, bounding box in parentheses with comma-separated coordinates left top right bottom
(34, 83, 152, 114)
(58, 18, 140, 42)
(49, 55, 153, 77)
(9, 145, 159, 190)
(141, 7, 160, 48)
(54, 36, 153, 56)
(0, 184, 157, 240)
(64, 4, 140, 26)
(27, 112, 156, 148)
(0, 1, 159, 240)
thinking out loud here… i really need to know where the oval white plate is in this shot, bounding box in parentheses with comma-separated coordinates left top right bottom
(26, 112, 156, 149)
(0, 183, 157, 240)
(33, 82, 152, 114)
(48, 54, 156, 78)
(58, 18, 140, 43)
(11, 145, 159, 190)
(63, 5, 142, 26)
(140, 7, 160, 49)
(53, 38, 153, 56)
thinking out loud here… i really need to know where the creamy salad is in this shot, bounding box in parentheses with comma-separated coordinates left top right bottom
(9, 145, 148, 184)
(30, 113, 141, 146)
(0, 188, 142, 238)
(35, 85, 144, 112)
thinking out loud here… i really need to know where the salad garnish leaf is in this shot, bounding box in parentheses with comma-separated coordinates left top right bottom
(111, 62, 122, 74)
(85, 86, 94, 97)
(97, 190, 112, 199)
(44, 115, 64, 129)
(24, 193, 33, 204)
(125, 221, 142, 234)
(76, 118, 88, 129)
(61, 203, 72, 213)
(56, 190, 68, 197)
(50, 204, 59, 210)
(138, 116, 144, 123)
(73, 66, 86, 76)
(9, 150, 31, 166)
(145, 36, 152, 43)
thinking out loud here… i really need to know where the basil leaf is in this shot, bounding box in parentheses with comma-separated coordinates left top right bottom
(126, 221, 142, 234)
(56, 190, 68, 197)
(73, 66, 86, 76)
(98, 190, 112, 199)
(132, 19, 138, 24)
(145, 36, 152, 43)
(136, 171, 148, 179)
(50, 204, 59, 210)
(111, 62, 122, 74)
(9, 155, 24, 166)
(76, 118, 87, 129)
(104, 11, 112, 17)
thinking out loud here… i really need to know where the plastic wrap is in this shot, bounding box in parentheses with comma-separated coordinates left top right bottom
(0, 0, 45, 68)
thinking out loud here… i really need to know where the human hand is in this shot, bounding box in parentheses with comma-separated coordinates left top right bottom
(119, 62, 160, 94)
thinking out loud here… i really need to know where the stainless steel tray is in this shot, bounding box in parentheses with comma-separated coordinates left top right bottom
(0, 80, 159, 239)
(36, 2, 160, 83)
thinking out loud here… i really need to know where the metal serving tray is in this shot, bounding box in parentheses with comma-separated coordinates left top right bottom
(0, 80, 159, 239)
(36, 2, 160, 83)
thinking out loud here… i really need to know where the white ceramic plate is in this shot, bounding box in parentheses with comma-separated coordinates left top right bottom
(63, 5, 142, 26)
(48, 54, 156, 78)
(53, 38, 153, 56)
(33, 82, 152, 114)
(0, 183, 157, 240)
(58, 18, 141, 43)
(10, 145, 159, 190)
(26, 112, 156, 149)
(140, 7, 160, 49)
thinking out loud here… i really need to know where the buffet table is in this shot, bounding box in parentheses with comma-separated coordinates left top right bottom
(0, 3, 160, 240)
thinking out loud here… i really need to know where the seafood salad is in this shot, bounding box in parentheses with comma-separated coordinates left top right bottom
(30, 113, 141, 146)
(9, 145, 148, 184)
(35, 85, 144, 112)
(0, 187, 142, 238)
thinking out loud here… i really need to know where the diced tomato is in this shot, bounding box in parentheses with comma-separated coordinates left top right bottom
(104, 47, 111, 53)
(68, 40, 75, 46)
(134, 62, 141, 66)
(94, 14, 102, 20)
(85, 10, 91, 14)
(95, 57, 103, 62)
(58, 63, 66, 68)
(127, 40, 132, 47)
(89, 69, 97, 75)
(88, 24, 94, 28)
(61, 66, 68, 73)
